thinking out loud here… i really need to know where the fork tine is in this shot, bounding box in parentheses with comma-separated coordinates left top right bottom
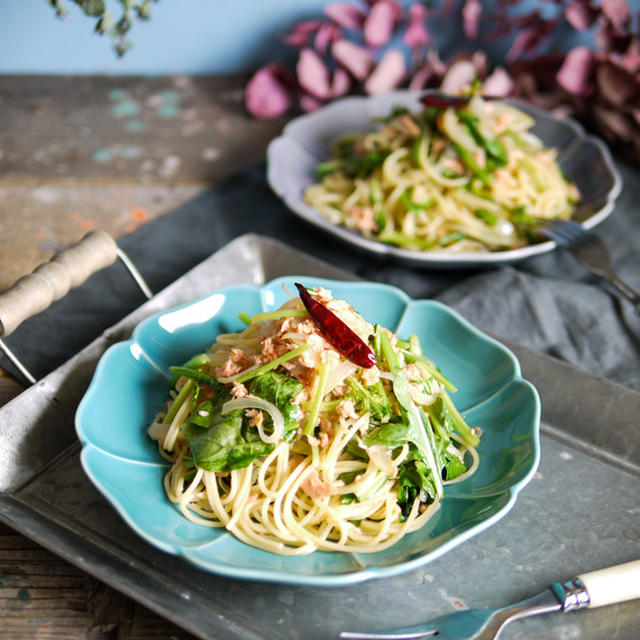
(555, 220, 587, 242)
(535, 219, 587, 246)
(535, 223, 568, 246)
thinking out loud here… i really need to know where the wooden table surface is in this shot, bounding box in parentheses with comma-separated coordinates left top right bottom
(0, 74, 286, 640)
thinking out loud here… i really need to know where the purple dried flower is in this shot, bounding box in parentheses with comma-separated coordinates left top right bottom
(403, 3, 430, 48)
(593, 104, 635, 139)
(408, 64, 437, 90)
(556, 45, 594, 95)
(565, 1, 599, 32)
(244, 0, 640, 161)
(462, 0, 482, 40)
(331, 67, 352, 98)
(440, 60, 477, 93)
(507, 17, 557, 61)
(596, 59, 637, 106)
(245, 65, 292, 119)
(595, 20, 633, 53)
(315, 22, 342, 55)
(300, 92, 324, 112)
(365, 48, 406, 94)
(332, 39, 376, 80)
(601, 0, 631, 31)
(324, 3, 366, 29)
(364, 1, 399, 48)
(297, 48, 331, 99)
(621, 37, 640, 72)
(283, 20, 323, 48)
(483, 66, 514, 96)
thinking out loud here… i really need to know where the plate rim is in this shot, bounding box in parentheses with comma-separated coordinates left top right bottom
(267, 90, 622, 268)
(75, 277, 541, 586)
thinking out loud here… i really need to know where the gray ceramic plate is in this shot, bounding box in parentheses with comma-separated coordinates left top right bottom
(267, 91, 622, 268)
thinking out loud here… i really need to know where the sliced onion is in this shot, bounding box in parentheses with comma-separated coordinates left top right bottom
(222, 395, 285, 444)
(325, 360, 357, 395)
(408, 383, 438, 406)
(147, 421, 169, 444)
(360, 442, 398, 478)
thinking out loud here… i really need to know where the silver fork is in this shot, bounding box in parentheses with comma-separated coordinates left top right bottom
(340, 559, 640, 640)
(536, 218, 640, 313)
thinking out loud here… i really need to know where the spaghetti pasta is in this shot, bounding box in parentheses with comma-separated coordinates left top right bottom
(148, 286, 481, 555)
(303, 94, 580, 253)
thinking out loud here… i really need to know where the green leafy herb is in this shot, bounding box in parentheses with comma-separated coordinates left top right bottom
(369, 178, 382, 204)
(401, 188, 435, 212)
(345, 375, 391, 424)
(443, 453, 467, 480)
(509, 205, 534, 225)
(248, 370, 303, 439)
(458, 111, 508, 167)
(322, 140, 390, 178)
(315, 159, 345, 178)
(392, 373, 442, 497)
(182, 404, 273, 473)
(454, 143, 491, 186)
(169, 365, 220, 391)
(439, 231, 466, 246)
(474, 208, 498, 226)
(237, 312, 252, 325)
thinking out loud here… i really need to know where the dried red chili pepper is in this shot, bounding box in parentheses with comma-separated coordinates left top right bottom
(420, 93, 471, 109)
(294, 283, 376, 369)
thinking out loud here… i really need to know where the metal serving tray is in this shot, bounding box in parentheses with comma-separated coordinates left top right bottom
(0, 234, 638, 640)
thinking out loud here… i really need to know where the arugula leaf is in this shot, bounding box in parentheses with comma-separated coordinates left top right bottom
(425, 394, 479, 448)
(396, 458, 437, 518)
(363, 420, 410, 449)
(444, 453, 467, 480)
(393, 373, 443, 497)
(363, 372, 443, 498)
(346, 375, 392, 424)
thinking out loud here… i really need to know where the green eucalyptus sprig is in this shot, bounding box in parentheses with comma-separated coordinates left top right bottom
(48, 0, 156, 57)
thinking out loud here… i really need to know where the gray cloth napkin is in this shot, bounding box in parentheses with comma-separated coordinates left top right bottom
(2, 161, 638, 391)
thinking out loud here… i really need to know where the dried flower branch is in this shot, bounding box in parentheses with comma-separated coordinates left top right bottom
(245, 0, 640, 160)
(48, 0, 156, 57)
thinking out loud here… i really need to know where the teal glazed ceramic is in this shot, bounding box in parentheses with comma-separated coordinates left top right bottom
(76, 278, 541, 586)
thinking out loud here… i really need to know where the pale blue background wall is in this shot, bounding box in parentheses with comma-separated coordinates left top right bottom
(0, 0, 331, 74)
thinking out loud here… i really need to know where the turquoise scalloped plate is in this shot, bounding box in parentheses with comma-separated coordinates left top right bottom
(75, 278, 541, 586)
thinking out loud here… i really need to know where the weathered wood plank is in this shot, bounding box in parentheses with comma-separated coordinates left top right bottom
(0, 75, 285, 183)
(0, 74, 286, 292)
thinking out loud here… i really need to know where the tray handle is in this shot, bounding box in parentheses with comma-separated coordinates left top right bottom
(0, 230, 152, 384)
